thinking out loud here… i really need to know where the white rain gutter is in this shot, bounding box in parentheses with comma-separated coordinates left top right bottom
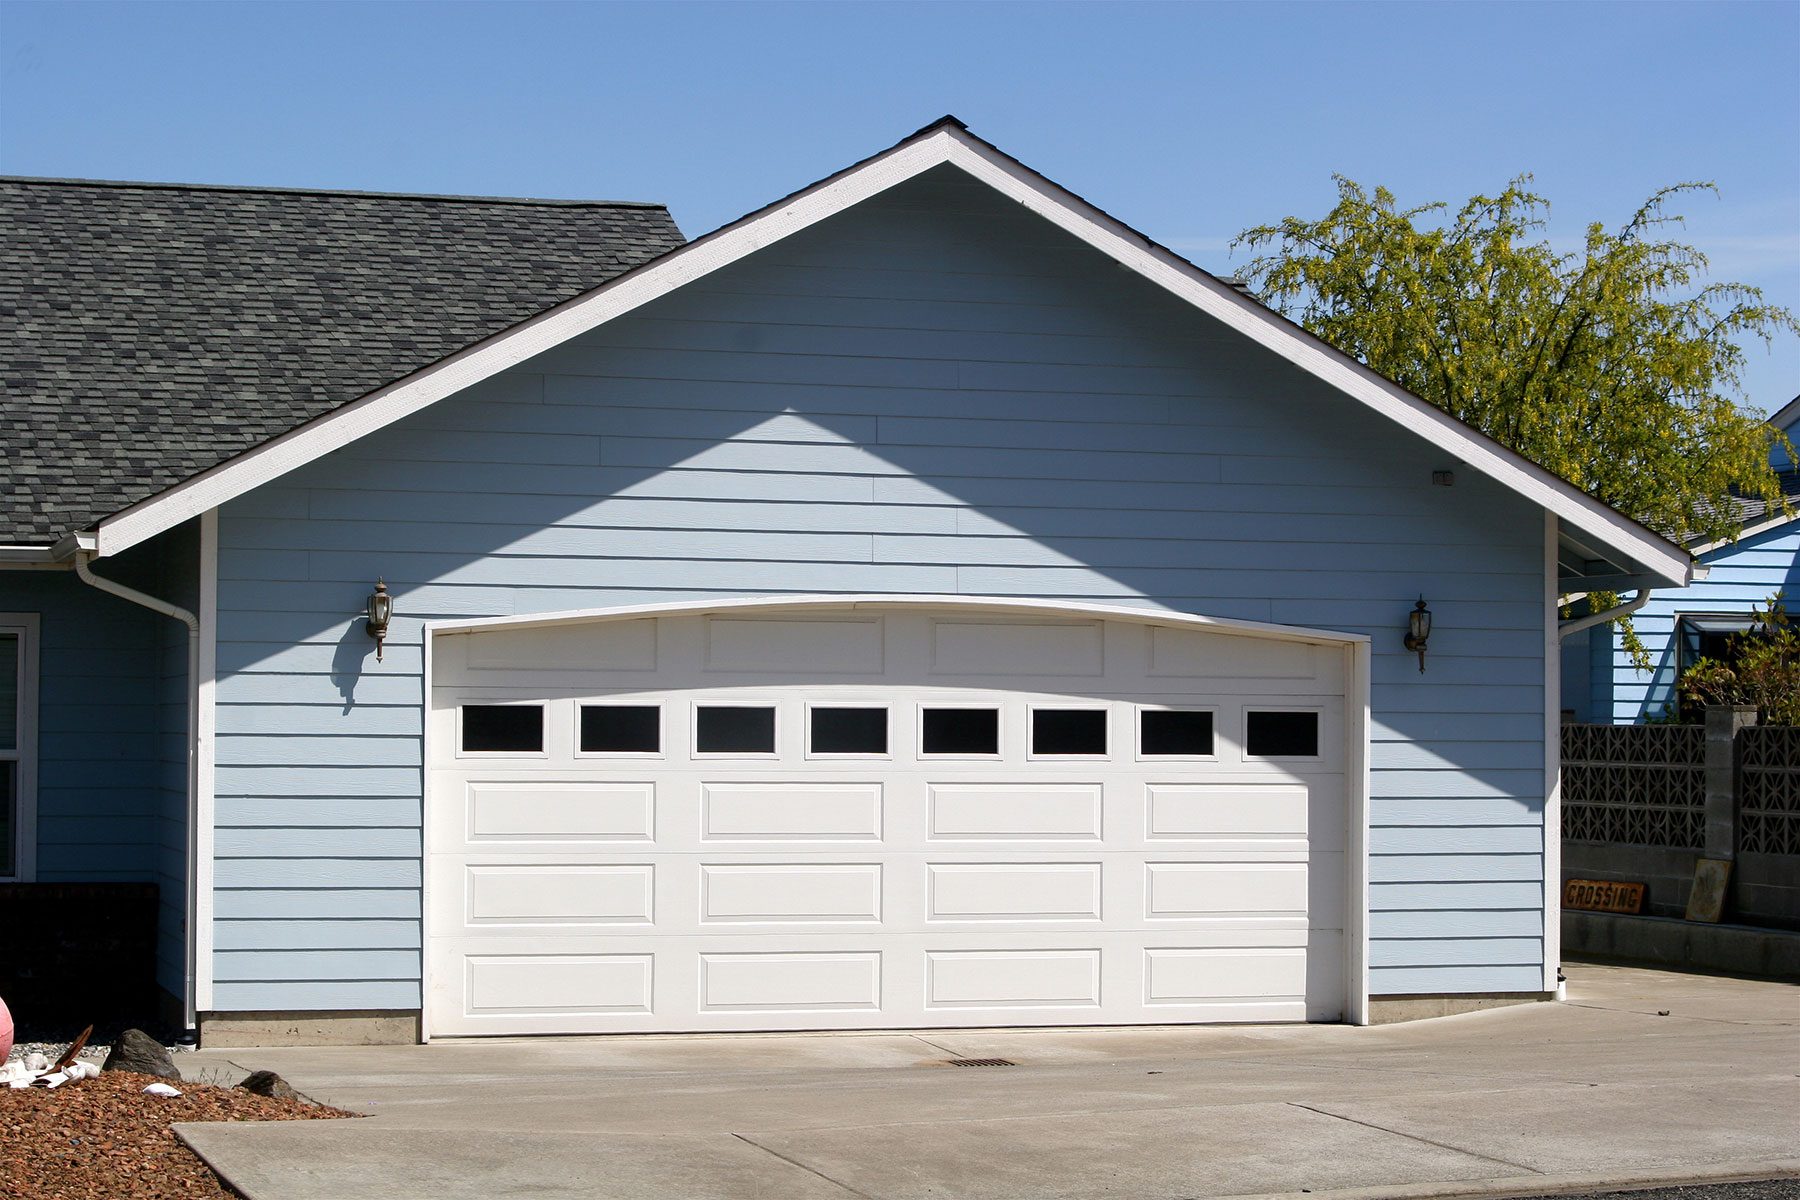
(1558, 589, 1653, 641)
(73, 551, 201, 1032)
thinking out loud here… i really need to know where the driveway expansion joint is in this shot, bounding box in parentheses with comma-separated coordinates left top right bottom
(730, 1132, 875, 1199)
(1286, 1102, 1544, 1175)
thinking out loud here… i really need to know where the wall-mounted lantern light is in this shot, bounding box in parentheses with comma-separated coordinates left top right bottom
(365, 578, 393, 661)
(1403, 597, 1432, 673)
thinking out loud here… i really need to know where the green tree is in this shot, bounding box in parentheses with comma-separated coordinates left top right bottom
(1231, 178, 1797, 548)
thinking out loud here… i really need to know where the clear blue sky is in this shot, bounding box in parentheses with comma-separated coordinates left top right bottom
(3, 0, 1795, 408)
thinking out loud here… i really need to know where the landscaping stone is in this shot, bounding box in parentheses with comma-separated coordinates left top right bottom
(237, 1069, 305, 1103)
(101, 1027, 181, 1080)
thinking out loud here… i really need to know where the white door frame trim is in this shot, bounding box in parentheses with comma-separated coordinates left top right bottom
(419, 593, 1373, 1037)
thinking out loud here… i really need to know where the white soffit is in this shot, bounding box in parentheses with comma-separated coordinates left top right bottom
(89, 121, 1691, 586)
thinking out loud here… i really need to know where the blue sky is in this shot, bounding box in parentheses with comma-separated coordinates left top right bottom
(3, 0, 1795, 408)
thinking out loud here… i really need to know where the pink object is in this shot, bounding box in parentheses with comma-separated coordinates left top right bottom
(0, 993, 12, 1061)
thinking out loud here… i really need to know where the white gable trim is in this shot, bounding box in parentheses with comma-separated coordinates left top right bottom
(1767, 394, 1800, 432)
(1689, 508, 1798, 557)
(89, 122, 1689, 585)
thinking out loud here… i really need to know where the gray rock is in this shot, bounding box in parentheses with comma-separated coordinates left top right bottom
(237, 1069, 306, 1103)
(100, 1028, 180, 1080)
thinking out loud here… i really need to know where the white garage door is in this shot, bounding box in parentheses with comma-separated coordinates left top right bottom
(427, 604, 1350, 1036)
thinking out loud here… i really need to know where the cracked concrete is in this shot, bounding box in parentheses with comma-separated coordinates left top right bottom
(173, 963, 1800, 1199)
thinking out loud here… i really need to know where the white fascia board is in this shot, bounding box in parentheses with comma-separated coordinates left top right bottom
(90, 131, 964, 558)
(1688, 510, 1798, 558)
(0, 546, 67, 569)
(1766, 394, 1800, 432)
(90, 122, 1691, 587)
(933, 133, 1690, 588)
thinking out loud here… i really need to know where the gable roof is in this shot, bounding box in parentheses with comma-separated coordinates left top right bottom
(1768, 393, 1800, 435)
(0, 176, 684, 544)
(8, 120, 1691, 586)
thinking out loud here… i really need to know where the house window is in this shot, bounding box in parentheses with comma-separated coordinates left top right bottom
(0, 618, 36, 881)
(1676, 615, 1758, 676)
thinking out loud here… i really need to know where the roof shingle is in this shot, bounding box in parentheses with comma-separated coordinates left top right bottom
(0, 177, 684, 543)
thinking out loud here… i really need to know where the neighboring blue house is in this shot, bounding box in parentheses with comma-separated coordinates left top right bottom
(1562, 395, 1800, 724)
(0, 119, 1691, 1044)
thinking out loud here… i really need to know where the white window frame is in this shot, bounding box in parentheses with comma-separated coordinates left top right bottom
(915, 701, 1005, 761)
(574, 700, 667, 761)
(0, 614, 40, 883)
(1134, 704, 1220, 763)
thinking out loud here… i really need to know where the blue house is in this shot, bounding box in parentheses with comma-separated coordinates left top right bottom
(0, 119, 1691, 1044)
(1561, 395, 1799, 724)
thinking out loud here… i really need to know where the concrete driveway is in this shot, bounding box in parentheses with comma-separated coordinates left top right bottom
(176, 963, 1800, 1200)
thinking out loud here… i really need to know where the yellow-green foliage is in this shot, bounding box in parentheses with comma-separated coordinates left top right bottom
(1233, 178, 1797, 548)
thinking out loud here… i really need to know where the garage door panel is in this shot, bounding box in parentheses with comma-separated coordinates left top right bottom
(458, 780, 656, 846)
(701, 781, 883, 840)
(464, 952, 654, 1016)
(926, 862, 1103, 922)
(1144, 946, 1308, 1005)
(429, 607, 1350, 1035)
(1145, 862, 1309, 919)
(926, 949, 1101, 1009)
(700, 863, 884, 924)
(1146, 783, 1308, 840)
(927, 783, 1103, 840)
(465, 863, 655, 926)
(700, 951, 882, 1012)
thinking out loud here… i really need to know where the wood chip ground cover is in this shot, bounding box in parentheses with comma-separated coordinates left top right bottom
(1, 1070, 354, 1199)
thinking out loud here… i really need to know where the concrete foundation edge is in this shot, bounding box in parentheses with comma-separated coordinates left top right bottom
(199, 1009, 421, 1047)
(1364, 992, 1553, 1024)
(1563, 910, 1800, 980)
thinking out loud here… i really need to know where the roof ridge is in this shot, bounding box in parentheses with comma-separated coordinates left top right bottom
(0, 174, 667, 209)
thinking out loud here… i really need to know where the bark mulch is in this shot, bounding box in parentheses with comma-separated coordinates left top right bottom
(1, 1069, 355, 1199)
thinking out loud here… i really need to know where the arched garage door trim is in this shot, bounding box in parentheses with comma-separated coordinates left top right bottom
(421, 594, 1373, 1036)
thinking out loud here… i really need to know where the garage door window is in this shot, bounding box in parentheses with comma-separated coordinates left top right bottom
(461, 704, 544, 754)
(696, 704, 777, 755)
(1030, 708, 1107, 756)
(1245, 710, 1319, 758)
(1140, 708, 1214, 758)
(808, 706, 888, 756)
(580, 705, 661, 755)
(920, 707, 1000, 757)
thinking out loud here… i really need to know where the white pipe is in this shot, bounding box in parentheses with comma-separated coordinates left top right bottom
(74, 552, 201, 1033)
(1558, 589, 1653, 641)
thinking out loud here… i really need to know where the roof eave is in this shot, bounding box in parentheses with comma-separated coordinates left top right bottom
(76, 117, 1690, 587)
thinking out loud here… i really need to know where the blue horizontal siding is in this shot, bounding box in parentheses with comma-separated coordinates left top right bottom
(214, 919, 420, 951)
(212, 166, 1550, 1010)
(212, 980, 420, 1010)
(1370, 965, 1546, 994)
(0, 567, 164, 883)
(1569, 521, 1797, 723)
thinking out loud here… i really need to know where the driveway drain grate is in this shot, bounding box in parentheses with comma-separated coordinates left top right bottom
(946, 1057, 1016, 1067)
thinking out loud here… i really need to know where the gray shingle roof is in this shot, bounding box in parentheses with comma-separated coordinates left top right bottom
(0, 177, 685, 544)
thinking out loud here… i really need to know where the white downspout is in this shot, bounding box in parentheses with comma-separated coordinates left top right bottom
(1558, 589, 1653, 641)
(74, 551, 201, 1033)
